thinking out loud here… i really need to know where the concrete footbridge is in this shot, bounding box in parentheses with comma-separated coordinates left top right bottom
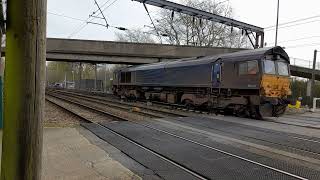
(2, 38, 319, 80)
(46, 38, 320, 80)
(45, 38, 245, 64)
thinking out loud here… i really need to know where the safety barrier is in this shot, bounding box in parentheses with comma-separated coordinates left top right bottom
(290, 57, 320, 70)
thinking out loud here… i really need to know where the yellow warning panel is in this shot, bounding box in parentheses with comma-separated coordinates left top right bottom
(261, 75, 291, 97)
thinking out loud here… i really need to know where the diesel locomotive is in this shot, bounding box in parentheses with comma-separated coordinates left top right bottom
(112, 46, 291, 119)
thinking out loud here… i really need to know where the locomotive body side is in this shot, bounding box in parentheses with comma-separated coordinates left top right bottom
(112, 46, 291, 119)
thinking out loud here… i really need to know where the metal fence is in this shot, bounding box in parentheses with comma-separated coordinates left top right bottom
(290, 57, 320, 70)
(74, 79, 104, 91)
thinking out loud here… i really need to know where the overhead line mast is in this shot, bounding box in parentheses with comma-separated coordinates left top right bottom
(133, 0, 264, 48)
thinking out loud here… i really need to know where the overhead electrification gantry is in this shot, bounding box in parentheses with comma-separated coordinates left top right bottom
(133, 0, 264, 49)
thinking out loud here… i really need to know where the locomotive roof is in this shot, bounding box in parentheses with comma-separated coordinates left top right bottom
(121, 46, 289, 72)
(218, 46, 289, 62)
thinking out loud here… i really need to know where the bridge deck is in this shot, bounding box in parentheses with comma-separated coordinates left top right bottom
(2, 38, 319, 80)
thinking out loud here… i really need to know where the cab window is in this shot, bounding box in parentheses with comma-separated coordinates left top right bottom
(120, 72, 126, 83)
(120, 72, 132, 83)
(264, 60, 276, 74)
(277, 61, 289, 76)
(125, 72, 132, 82)
(239, 60, 259, 75)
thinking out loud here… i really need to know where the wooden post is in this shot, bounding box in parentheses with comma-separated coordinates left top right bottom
(311, 50, 317, 108)
(1, 0, 47, 179)
(0, 1, 4, 130)
(79, 62, 82, 89)
(94, 64, 97, 91)
(104, 64, 107, 92)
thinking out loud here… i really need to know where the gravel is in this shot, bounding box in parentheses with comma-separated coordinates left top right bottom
(44, 100, 84, 127)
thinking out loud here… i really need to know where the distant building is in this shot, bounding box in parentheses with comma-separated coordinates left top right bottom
(64, 81, 75, 89)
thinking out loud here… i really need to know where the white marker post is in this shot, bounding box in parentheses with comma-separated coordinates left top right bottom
(312, 98, 320, 112)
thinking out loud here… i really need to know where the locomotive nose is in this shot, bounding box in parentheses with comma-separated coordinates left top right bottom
(260, 75, 290, 98)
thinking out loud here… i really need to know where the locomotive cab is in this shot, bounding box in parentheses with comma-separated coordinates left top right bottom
(261, 55, 291, 97)
(259, 54, 291, 117)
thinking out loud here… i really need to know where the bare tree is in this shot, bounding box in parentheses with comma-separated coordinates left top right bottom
(46, 62, 103, 84)
(46, 62, 73, 84)
(154, 0, 249, 47)
(115, 0, 250, 48)
(115, 28, 156, 43)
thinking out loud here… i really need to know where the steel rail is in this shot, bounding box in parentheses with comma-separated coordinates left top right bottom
(46, 94, 129, 121)
(139, 123, 309, 180)
(97, 123, 208, 180)
(266, 119, 320, 131)
(51, 89, 214, 114)
(169, 117, 320, 157)
(291, 136, 320, 144)
(45, 98, 92, 123)
(48, 92, 163, 118)
(50, 90, 320, 147)
(47, 94, 308, 180)
(50, 90, 184, 117)
(49, 90, 320, 155)
(59, 89, 200, 114)
(45, 95, 209, 180)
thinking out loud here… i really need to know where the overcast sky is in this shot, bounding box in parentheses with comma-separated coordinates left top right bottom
(47, 0, 320, 64)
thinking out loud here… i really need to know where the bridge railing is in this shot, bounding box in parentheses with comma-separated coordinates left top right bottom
(290, 57, 320, 70)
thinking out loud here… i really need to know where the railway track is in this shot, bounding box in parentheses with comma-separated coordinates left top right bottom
(51, 89, 208, 113)
(45, 96, 207, 180)
(48, 90, 320, 159)
(45, 93, 318, 180)
(265, 115, 320, 130)
(51, 89, 318, 127)
(150, 117, 320, 161)
(48, 90, 186, 118)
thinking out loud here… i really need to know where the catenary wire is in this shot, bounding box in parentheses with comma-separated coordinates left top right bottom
(268, 35, 320, 45)
(51, 5, 320, 53)
(48, 11, 87, 22)
(265, 19, 320, 32)
(49, 9, 128, 31)
(285, 42, 320, 49)
(68, 0, 119, 38)
(265, 14, 320, 29)
(143, 3, 163, 43)
(67, 0, 113, 38)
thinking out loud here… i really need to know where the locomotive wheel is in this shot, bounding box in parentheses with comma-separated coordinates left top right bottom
(222, 108, 233, 116)
(235, 110, 249, 118)
(184, 99, 195, 110)
(234, 105, 250, 118)
(259, 103, 274, 119)
(273, 105, 287, 117)
(250, 106, 263, 120)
